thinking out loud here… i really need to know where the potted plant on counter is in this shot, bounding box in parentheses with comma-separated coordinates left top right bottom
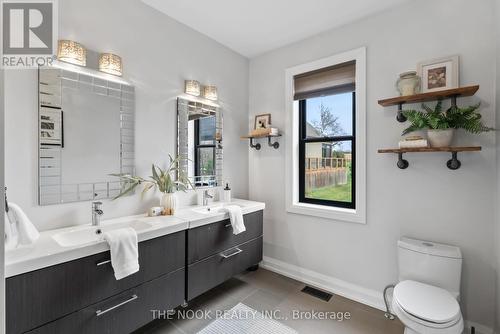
(111, 154, 192, 215)
(402, 101, 493, 147)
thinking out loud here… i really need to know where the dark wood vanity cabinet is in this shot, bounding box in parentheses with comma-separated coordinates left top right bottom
(187, 210, 264, 300)
(7, 231, 186, 334)
(7, 210, 264, 334)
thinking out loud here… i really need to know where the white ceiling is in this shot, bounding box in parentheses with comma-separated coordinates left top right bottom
(141, 0, 411, 58)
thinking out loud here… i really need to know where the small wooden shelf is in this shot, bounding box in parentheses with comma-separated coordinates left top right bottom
(378, 85, 479, 107)
(240, 134, 282, 139)
(378, 85, 479, 122)
(241, 134, 281, 150)
(378, 146, 481, 170)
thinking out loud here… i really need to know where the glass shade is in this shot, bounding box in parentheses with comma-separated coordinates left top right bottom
(185, 80, 201, 96)
(203, 85, 218, 101)
(99, 53, 123, 76)
(57, 40, 86, 66)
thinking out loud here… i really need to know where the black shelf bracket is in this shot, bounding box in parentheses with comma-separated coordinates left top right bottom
(450, 95, 457, 108)
(268, 136, 280, 149)
(396, 103, 407, 123)
(249, 138, 261, 150)
(397, 153, 409, 169)
(446, 152, 461, 170)
(395, 151, 463, 170)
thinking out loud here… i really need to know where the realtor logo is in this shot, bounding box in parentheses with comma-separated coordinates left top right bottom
(2, 0, 57, 68)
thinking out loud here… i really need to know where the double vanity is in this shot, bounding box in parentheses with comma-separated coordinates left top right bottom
(18, 54, 255, 334)
(6, 199, 264, 334)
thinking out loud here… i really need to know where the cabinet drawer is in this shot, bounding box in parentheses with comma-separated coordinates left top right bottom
(187, 236, 263, 301)
(27, 268, 185, 334)
(7, 231, 185, 334)
(187, 210, 263, 264)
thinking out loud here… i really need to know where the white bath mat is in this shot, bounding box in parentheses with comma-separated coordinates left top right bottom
(197, 303, 298, 334)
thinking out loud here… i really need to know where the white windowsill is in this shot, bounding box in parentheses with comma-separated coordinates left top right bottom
(287, 202, 365, 224)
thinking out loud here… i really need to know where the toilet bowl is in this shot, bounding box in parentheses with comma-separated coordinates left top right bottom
(392, 280, 463, 334)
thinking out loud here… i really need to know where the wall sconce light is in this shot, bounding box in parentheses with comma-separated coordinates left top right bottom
(203, 85, 218, 101)
(185, 80, 201, 96)
(57, 40, 87, 66)
(99, 53, 123, 76)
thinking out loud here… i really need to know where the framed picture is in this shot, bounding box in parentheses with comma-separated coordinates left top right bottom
(40, 107, 63, 146)
(254, 113, 272, 129)
(417, 55, 459, 93)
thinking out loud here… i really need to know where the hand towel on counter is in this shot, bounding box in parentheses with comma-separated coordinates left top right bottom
(223, 205, 246, 235)
(103, 227, 139, 280)
(8, 202, 39, 246)
(4, 212, 17, 249)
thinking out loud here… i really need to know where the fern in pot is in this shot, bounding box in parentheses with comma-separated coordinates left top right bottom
(402, 101, 493, 147)
(111, 155, 192, 215)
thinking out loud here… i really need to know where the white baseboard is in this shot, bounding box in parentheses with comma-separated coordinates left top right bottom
(260, 256, 386, 311)
(260, 256, 494, 334)
(465, 320, 494, 334)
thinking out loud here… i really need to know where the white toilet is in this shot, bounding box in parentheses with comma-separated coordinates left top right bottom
(392, 237, 464, 334)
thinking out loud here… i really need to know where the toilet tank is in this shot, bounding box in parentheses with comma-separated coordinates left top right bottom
(398, 237, 462, 298)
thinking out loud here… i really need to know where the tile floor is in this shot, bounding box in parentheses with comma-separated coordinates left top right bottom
(135, 268, 404, 334)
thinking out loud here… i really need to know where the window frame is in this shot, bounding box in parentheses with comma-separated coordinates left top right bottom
(298, 92, 356, 209)
(284, 47, 366, 224)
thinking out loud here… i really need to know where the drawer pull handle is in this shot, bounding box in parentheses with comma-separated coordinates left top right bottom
(220, 247, 243, 259)
(96, 259, 111, 266)
(96, 294, 138, 317)
(224, 223, 232, 228)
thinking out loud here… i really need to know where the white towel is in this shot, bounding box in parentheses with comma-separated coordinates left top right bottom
(103, 227, 139, 280)
(8, 203, 39, 246)
(4, 212, 17, 249)
(224, 205, 246, 235)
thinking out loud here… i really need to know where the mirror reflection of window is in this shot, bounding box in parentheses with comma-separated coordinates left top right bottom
(188, 113, 216, 187)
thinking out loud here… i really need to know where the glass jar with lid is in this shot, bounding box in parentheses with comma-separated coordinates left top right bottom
(396, 71, 421, 96)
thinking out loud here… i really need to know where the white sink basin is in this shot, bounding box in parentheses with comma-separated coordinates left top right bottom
(191, 203, 243, 215)
(52, 220, 152, 248)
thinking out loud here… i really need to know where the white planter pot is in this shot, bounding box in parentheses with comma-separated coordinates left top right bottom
(160, 192, 178, 215)
(427, 129, 454, 148)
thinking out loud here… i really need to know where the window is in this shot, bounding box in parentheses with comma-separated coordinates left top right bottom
(285, 47, 366, 223)
(298, 91, 355, 209)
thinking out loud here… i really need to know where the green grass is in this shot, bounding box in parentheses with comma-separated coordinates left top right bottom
(306, 177, 352, 202)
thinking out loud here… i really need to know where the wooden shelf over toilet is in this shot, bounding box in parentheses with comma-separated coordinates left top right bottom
(377, 85, 480, 122)
(378, 146, 481, 170)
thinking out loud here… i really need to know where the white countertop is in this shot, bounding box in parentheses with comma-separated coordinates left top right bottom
(5, 199, 265, 278)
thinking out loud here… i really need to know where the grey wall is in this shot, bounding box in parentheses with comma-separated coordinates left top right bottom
(4, 0, 249, 230)
(495, 0, 500, 330)
(249, 0, 497, 329)
(1, 68, 5, 334)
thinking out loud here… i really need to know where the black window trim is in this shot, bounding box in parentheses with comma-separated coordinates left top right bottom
(298, 92, 356, 210)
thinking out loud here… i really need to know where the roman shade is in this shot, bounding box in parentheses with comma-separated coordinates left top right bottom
(294, 60, 356, 100)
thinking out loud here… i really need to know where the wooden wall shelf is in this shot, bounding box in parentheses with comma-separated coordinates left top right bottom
(378, 85, 479, 122)
(241, 134, 281, 150)
(378, 146, 481, 170)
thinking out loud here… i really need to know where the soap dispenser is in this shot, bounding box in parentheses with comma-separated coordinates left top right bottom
(223, 183, 231, 202)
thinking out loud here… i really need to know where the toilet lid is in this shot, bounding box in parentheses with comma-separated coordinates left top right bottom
(394, 280, 460, 324)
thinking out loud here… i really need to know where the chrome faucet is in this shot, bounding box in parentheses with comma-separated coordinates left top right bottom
(203, 190, 213, 206)
(92, 201, 104, 226)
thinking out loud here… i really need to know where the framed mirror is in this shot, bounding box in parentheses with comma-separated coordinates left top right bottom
(38, 67, 135, 205)
(177, 98, 223, 188)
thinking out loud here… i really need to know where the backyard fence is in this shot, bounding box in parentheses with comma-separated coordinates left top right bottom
(305, 157, 349, 191)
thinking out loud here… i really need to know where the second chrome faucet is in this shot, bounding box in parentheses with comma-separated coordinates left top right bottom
(92, 201, 104, 227)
